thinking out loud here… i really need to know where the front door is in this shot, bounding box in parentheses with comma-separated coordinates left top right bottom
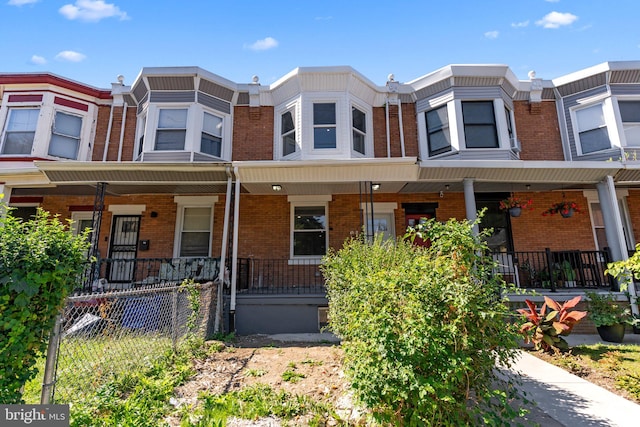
(405, 213, 432, 247)
(108, 215, 141, 282)
(366, 212, 395, 242)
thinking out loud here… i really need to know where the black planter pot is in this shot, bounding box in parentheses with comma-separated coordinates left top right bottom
(596, 324, 626, 343)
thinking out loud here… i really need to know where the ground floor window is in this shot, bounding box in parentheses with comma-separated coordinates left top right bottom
(178, 206, 212, 257)
(291, 204, 327, 258)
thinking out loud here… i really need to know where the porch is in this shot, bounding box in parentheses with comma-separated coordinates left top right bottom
(78, 249, 615, 295)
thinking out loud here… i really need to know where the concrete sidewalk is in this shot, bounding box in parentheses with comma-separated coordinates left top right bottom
(502, 334, 640, 427)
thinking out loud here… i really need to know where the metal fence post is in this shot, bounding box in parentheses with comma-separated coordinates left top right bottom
(41, 314, 62, 404)
(171, 288, 179, 351)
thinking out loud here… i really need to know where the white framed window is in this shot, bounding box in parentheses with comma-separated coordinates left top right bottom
(425, 104, 451, 156)
(290, 197, 329, 259)
(135, 113, 147, 160)
(361, 202, 397, 243)
(281, 109, 296, 157)
(1, 108, 39, 155)
(462, 101, 498, 148)
(201, 112, 223, 157)
(173, 196, 217, 258)
(619, 100, 640, 147)
(351, 106, 366, 155)
(313, 103, 336, 149)
(71, 212, 94, 237)
(574, 103, 611, 154)
(155, 108, 188, 150)
(49, 111, 82, 159)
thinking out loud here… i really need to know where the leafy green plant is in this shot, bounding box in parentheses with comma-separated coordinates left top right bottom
(282, 369, 305, 383)
(244, 369, 267, 378)
(517, 296, 587, 353)
(585, 291, 632, 327)
(321, 214, 524, 426)
(0, 203, 90, 403)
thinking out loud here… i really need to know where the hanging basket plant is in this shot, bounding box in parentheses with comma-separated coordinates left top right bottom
(542, 200, 582, 218)
(499, 196, 533, 217)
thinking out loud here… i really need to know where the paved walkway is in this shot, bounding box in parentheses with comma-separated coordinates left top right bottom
(268, 333, 640, 426)
(502, 334, 640, 427)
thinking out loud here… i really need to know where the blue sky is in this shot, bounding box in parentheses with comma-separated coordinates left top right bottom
(3, 0, 639, 89)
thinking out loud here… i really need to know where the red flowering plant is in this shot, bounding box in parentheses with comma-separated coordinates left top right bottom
(542, 200, 582, 217)
(498, 196, 533, 211)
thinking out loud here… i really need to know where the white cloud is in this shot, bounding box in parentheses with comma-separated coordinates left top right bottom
(55, 50, 87, 62)
(8, 0, 39, 5)
(535, 11, 578, 29)
(244, 37, 279, 51)
(511, 20, 529, 28)
(484, 31, 499, 39)
(59, 0, 129, 22)
(30, 55, 47, 65)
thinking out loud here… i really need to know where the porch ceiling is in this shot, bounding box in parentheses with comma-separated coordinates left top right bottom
(35, 162, 230, 185)
(11, 183, 229, 196)
(417, 160, 621, 184)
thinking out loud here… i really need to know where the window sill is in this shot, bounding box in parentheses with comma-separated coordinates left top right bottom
(288, 258, 323, 266)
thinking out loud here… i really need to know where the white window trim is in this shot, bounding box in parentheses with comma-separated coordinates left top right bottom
(420, 99, 463, 159)
(108, 204, 146, 215)
(458, 99, 501, 150)
(612, 96, 640, 148)
(350, 100, 373, 157)
(0, 92, 95, 161)
(142, 104, 232, 160)
(570, 97, 618, 156)
(71, 211, 94, 236)
(173, 196, 218, 258)
(301, 94, 348, 159)
(288, 195, 330, 261)
(274, 98, 300, 160)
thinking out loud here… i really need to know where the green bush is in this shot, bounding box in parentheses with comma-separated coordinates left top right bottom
(0, 204, 90, 403)
(321, 217, 522, 425)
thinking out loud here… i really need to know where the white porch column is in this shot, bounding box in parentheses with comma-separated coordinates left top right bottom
(596, 176, 626, 262)
(597, 176, 638, 315)
(229, 167, 241, 315)
(463, 178, 479, 235)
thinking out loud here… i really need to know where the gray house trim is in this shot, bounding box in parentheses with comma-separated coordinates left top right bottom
(147, 76, 194, 91)
(131, 80, 148, 103)
(199, 79, 235, 102)
(149, 91, 196, 103)
(197, 92, 231, 114)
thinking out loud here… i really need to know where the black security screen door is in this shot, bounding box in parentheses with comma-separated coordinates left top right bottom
(107, 215, 141, 282)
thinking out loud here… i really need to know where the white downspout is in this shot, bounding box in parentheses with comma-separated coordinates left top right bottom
(116, 103, 128, 162)
(102, 103, 115, 161)
(385, 100, 391, 158)
(230, 167, 241, 313)
(214, 167, 233, 332)
(398, 101, 406, 158)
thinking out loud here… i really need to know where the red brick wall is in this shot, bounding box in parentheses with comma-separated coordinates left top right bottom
(233, 106, 274, 161)
(515, 100, 565, 161)
(92, 105, 137, 161)
(372, 103, 418, 158)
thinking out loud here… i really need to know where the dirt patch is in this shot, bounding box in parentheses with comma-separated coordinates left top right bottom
(170, 335, 353, 425)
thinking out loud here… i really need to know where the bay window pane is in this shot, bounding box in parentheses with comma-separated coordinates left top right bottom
(2, 108, 39, 154)
(580, 127, 610, 153)
(203, 112, 222, 137)
(314, 127, 336, 149)
(313, 103, 335, 125)
(48, 134, 79, 159)
(159, 109, 187, 128)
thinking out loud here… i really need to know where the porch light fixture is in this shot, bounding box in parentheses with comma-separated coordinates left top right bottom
(371, 183, 381, 191)
(272, 184, 282, 191)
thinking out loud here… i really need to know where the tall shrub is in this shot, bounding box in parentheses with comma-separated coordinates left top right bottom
(0, 204, 90, 403)
(321, 217, 522, 425)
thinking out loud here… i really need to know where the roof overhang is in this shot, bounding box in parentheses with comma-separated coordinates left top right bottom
(234, 158, 419, 195)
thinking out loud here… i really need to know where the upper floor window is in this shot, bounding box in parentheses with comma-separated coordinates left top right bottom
(155, 108, 187, 151)
(425, 105, 451, 156)
(462, 101, 498, 148)
(49, 111, 82, 159)
(575, 104, 610, 154)
(619, 101, 640, 147)
(352, 107, 366, 155)
(281, 110, 296, 157)
(1, 108, 39, 155)
(313, 103, 336, 149)
(201, 112, 222, 157)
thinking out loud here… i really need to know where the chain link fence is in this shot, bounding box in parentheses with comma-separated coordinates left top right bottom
(41, 281, 218, 404)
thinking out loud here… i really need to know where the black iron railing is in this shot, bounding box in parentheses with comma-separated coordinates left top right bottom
(491, 249, 616, 291)
(77, 257, 221, 293)
(236, 258, 326, 295)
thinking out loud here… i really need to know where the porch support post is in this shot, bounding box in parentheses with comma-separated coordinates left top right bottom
(215, 169, 233, 333)
(596, 176, 626, 262)
(598, 176, 638, 315)
(229, 167, 241, 316)
(463, 178, 479, 235)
